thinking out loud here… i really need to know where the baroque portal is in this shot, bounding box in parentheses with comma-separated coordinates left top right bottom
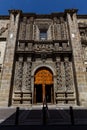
(1, 9, 87, 107)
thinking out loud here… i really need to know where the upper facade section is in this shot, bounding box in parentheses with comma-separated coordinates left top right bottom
(1, 9, 87, 43)
(18, 12, 69, 41)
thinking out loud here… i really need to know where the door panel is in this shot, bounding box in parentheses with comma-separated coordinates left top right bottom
(36, 85, 42, 103)
(45, 85, 51, 103)
(34, 68, 54, 104)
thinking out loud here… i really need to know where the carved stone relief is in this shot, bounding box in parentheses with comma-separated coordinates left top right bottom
(14, 57, 23, 91)
(22, 59, 32, 91)
(64, 57, 73, 91)
(61, 61, 66, 90)
(33, 43, 54, 52)
(56, 58, 62, 90)
(53, 17, 68, 40)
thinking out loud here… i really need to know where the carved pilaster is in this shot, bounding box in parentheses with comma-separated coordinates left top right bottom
(65, 22, 69, 40)
(57, 20, 61, 40)
(50, 24, 54, 40)
(56, 57, 62, 90)
(19, 17, 27, 40)
(22, 58, 32, 91)
(60, 17, 67, 40)
(33, 24, 37, 40)
(14, 57, 23, 91)
(61, 61, 66, 91)
(25, 19, 30, 40)
(29, 17, 34, 40)
(53, 17, 58, 40)
(64, 57, 73, 91)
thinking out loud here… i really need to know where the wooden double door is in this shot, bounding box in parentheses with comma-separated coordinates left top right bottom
(34, 68, 54, 104)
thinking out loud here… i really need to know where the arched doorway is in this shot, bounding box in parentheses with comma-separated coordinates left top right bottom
(33, 67, 54, 104)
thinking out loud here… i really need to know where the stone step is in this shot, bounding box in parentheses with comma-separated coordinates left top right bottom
(0, 107, 87, 125)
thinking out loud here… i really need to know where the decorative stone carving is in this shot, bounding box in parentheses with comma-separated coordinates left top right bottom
(65, 22, 69, 40)
(27, 43, 32, 51)
(56, 57, 62, 90)
(54, 24, 58, 40)
(62, 43, 67, 50)
(22, 58, 32, 91)
(14, 57, 23, 91)
(64, 57, 73, 91)
(61, 62, 66, 90)
(19, 17, 34, 40)
(50, 25, 54, 40)
(57, 23, 61, 40)
(54, 43, 59, 51)
(61, 23, 66, 40)
(17, 42, 25, 51)
(25, 19, 30, 40)
(33, 43, 54, 52)
(19, 17, 27, 40)
(33, 24, 37, 40)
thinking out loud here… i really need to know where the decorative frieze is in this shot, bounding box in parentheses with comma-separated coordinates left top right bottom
(17, 41, 71, 52)
(33, 43, 54, 52)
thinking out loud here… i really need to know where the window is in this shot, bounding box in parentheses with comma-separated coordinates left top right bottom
(40, 29, 47, 40)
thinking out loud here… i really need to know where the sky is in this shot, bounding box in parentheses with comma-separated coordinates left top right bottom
(0, 0, 87, 15)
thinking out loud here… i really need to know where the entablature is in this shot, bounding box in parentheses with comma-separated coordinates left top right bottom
(16, 40, 72, 54)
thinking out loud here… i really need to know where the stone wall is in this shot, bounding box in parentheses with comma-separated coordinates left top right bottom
(66, 9, 87, 106)
(0, 10, 21, 106)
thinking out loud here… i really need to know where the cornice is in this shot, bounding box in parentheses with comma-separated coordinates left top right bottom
(77, 15, 87, 19)
(0, 16, 9, 19)
(64, 9, 78, 14)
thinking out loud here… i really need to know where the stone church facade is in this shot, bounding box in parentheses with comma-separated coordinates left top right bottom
(0, 9, 87, 107)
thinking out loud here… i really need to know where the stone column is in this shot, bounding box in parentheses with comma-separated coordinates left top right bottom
(66, 9, 87, 106)
(0, 10, 21, 106)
